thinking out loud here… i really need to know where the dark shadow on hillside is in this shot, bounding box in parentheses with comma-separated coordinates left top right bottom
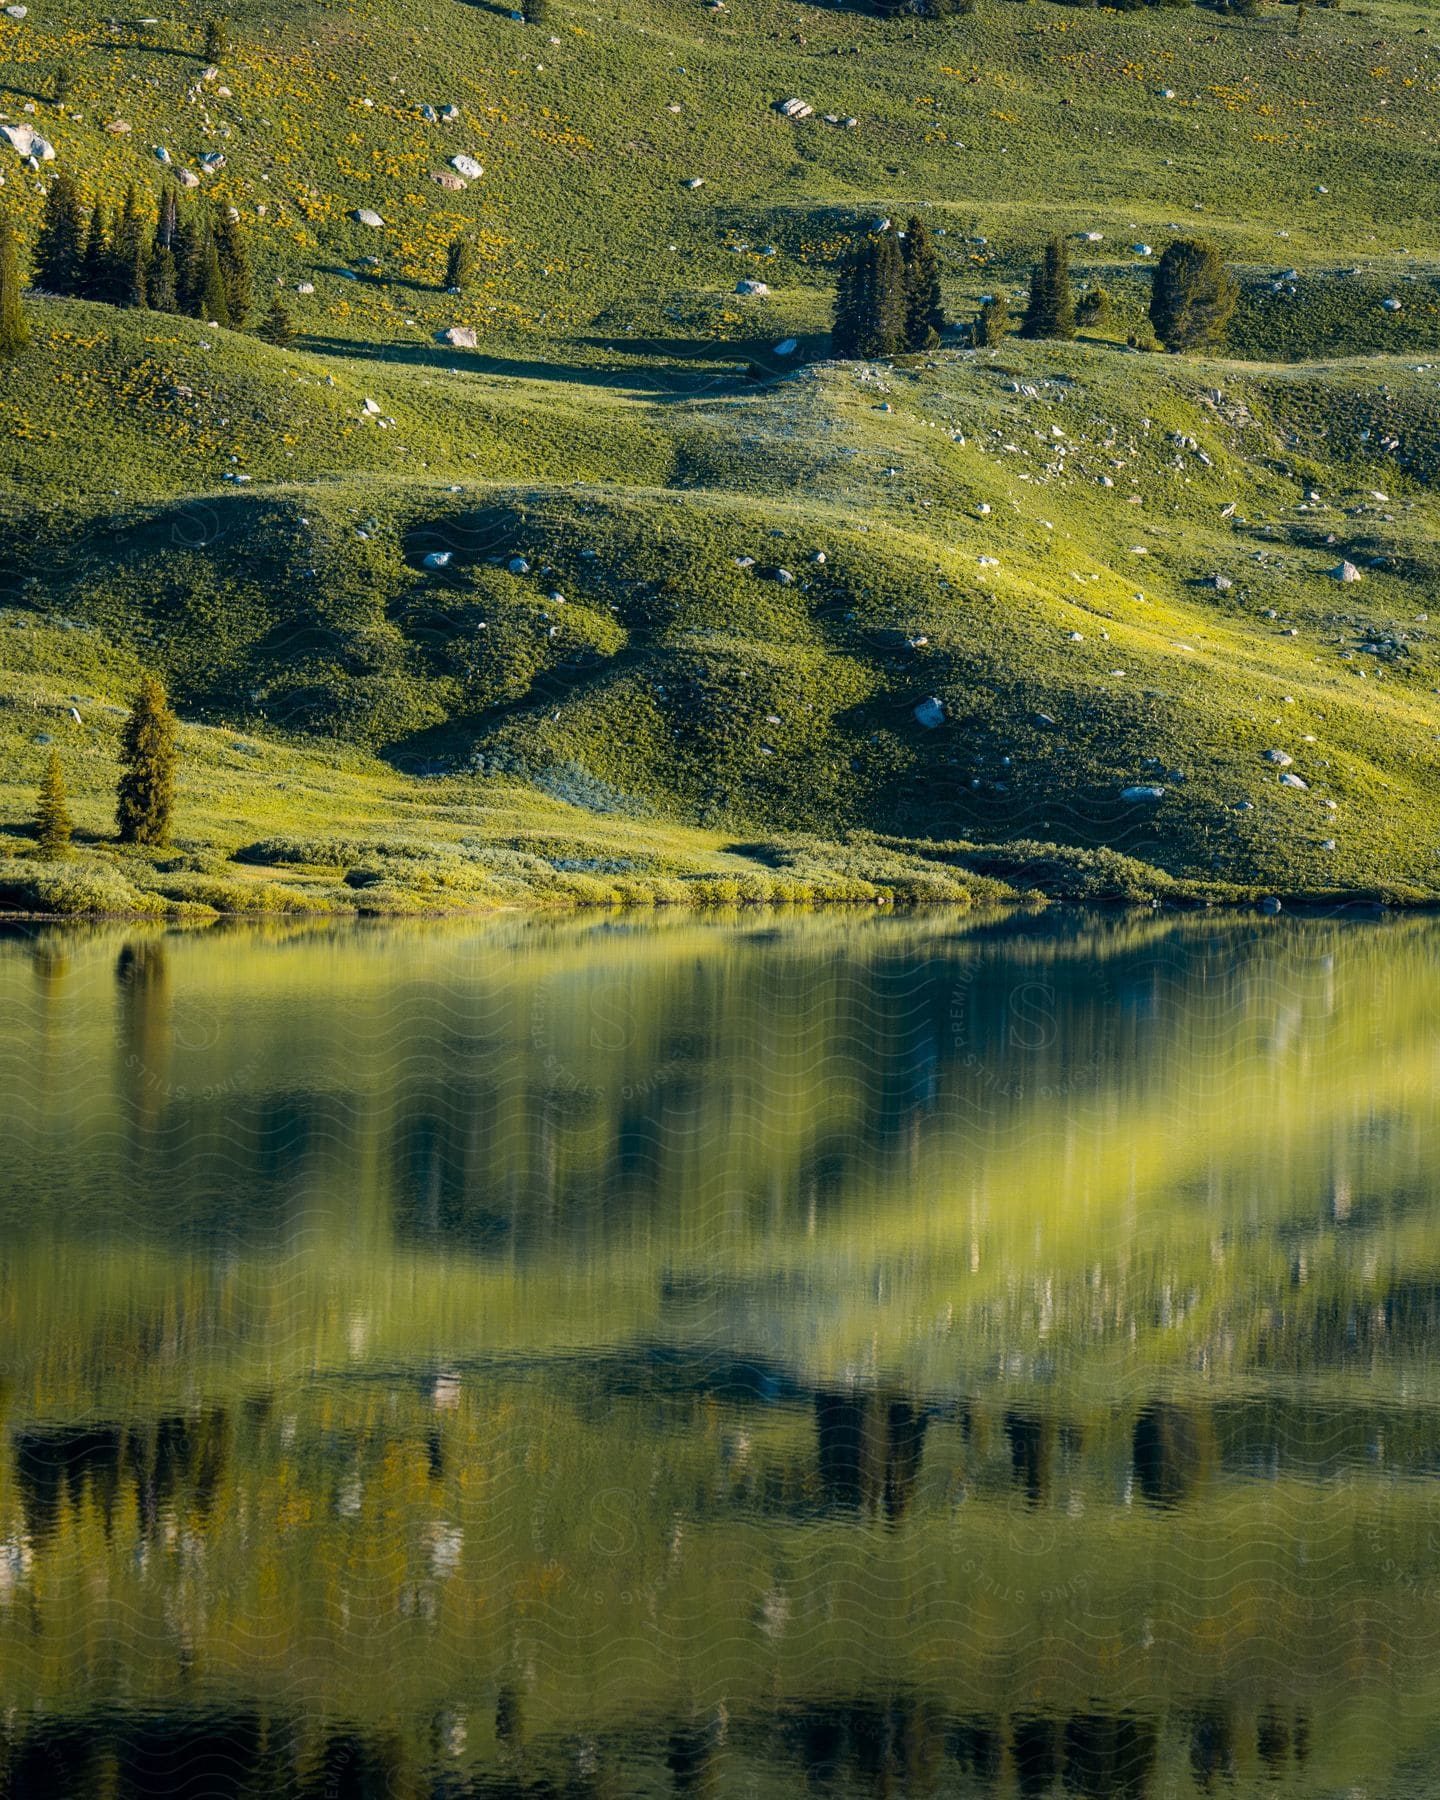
(295, 335, 749, 400)
(310, 263, 440, 298)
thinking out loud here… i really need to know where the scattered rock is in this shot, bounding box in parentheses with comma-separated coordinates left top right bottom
(776, 97, 813, 119)
(105, 120, 132, 134)
(423, 551, 452, 569)
(451, 153, 484, 179)
(508, 557, 530, 575)
(913, 697, 946, 730)
(1279, 772, 1309, 789)
(1262, 749, 1293, 767)
(773, 337, 798, 356)
(431, 169, 466, 190)
(1330, 560, 1362, 583)
(353, 207, 384, 227)
(735, 279, 769, 297)
(438, 325, 477, 348)
(1121, 786, 1166, 802)
(683, 176, 705, 190)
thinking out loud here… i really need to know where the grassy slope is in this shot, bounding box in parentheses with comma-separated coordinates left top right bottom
(0, 0, 1438, 911)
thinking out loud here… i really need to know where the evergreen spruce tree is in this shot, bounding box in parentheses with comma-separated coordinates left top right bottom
(0, 211, 30, 359)
(173, 214, 202, 314)
(33, 173, 86, 296)
(859, 232, 908, 359)
(1149, 238, 1239, 351)
(52, 61, 75, 106)
(194, 230, 230, 325)
(257, 296, 296, 346)
(116, 674, 178, 847)
(147, 241, 178, 312)
(202, 17, 227, 61)
(973, 291, 1010, 348)
(34, 751, 72, 858)
(900, 215, 946, 352)
(213, 209, 251, 323)
(156, 187, 179, 252)
(79, 203, 112, 302)
(1021, 235, 1076, 341)
(831, 239, 864, 359)
(115, 185, 149, 308)
(443, 233, 475, 292)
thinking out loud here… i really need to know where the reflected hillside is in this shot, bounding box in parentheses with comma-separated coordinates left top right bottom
(2, 913, 1440, 1795)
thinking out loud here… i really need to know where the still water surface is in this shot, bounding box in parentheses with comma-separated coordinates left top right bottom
(2, 910, 1439, 1797)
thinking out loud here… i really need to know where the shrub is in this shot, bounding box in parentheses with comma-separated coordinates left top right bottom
(1150, 238, 1240, 351)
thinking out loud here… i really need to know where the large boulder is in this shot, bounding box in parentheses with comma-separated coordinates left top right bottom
(353, 207, 385, 228)
(437, 325, 477, 348)
(451, 154, 484, 179)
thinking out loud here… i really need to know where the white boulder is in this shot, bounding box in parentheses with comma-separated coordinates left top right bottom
(353, 207, 384, 227)
(438, 325, 477, 347)
(451, 153, 484, 179)
(913, 697, 946, 730)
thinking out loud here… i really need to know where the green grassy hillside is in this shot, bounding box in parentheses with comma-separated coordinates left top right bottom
(1, 0, 1438, 912)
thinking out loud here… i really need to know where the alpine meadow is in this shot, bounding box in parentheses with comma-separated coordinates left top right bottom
(0, 0, 1437, 915)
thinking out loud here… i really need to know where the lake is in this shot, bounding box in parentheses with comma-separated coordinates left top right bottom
(1, 909, 1438, 1797)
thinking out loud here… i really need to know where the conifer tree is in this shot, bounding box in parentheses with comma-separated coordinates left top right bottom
(194, 230, 230, 325)
(213, 209, 251, 324)
(33, 173, 86, 296)
(34, 751, 72, 858)
(202, 17, 227, 61)
(116, 674, 178, 846)
(831, 241, 864, 359)
(900, 216, 946, 352)
(79, 203, 113, 303)
(443, 234, 475, 292)
(258, 296, 296, 346)
(1149, 238, 1239, 352)
(173, 214, 202, 314)
(147, 241, 178, 312)
(155, 188, 179, 252)
(1021, 235, 1076, 341)
(973, 291, 1010, 348)
(115, 185, 149, 308)
(0, 211, 29, 359)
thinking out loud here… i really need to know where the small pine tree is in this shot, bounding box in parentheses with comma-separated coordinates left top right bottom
(973, 291, 1010, 348)
(147, 242, 178, 312)
(831, 241, 863, 359)
(1021, 235, 1076, 341)
(0, 211, 30, 359)
(52, 60, 75, 106)
(443, 234, 475, 292)
(116, 674, 178, 847)
(202, 16, 227, 61)
(855, 232, 908, 360)
(115, 185, 149, 309)
(79, 203, 113, 303)
(155, 187, 179, 252)
(34, 173, 86, 296)
(173, 214, 202, 314)
(258, 296, 296, 346)
(900, 215, 946, 352)
(527, 0, 550, 23)
(213, 209, 251, 324)
(1149, 238, 1239, 352)
(34, 750, 72, 858)
(193, 230, 230, 325)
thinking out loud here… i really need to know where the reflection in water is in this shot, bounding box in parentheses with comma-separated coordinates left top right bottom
(2, 911, 1440, 1795)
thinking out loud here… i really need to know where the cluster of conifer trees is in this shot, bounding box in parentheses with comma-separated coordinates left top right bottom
(31, 674, 178, 861)
(32, 176, 252, 326)
(831, 217, 947, 360)
(833, 221, 1237, 358)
